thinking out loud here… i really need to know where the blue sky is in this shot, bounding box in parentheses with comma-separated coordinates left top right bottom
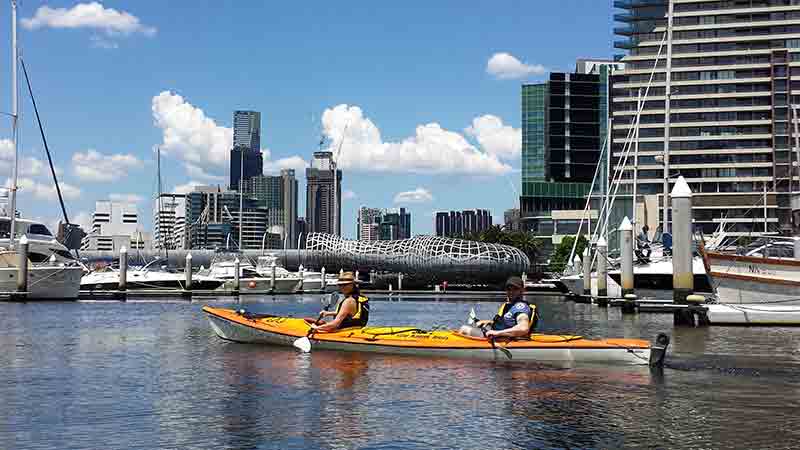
(0, 1, 614, 238)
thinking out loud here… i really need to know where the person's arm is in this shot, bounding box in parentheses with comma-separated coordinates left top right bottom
(475, 319, 494, 328)
(319, 310, 337, 318)
(486, 314, 530, 339)
(313, 298, 355, 332)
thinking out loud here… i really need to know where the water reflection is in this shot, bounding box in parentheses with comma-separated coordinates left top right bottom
(1, 296, 799, 449)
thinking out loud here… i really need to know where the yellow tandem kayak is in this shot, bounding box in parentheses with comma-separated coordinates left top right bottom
(203, 306, 669, 367)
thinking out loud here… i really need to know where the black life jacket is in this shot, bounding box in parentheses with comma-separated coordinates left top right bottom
(336, 295, 370, 328)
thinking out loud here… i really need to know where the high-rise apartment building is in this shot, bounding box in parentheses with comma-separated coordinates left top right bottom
(613, 0, 800, 236)
(520, 62, 621, 236)
(184, 185, 268, 250)
(357, 207, 382, 240)
(81, 201, 150, 251)
(241, 169, 299, 247)
(306, 151, 342, 235)
(379, 208, 411, 240)
(434, 209, 492, 237)
(153, 193, 186, 250)
(233, 110, 261, 151)
(230, 110, 263, 189)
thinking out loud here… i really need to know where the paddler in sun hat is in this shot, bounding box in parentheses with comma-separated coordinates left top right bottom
(459, 276, 537, 339)
(311, 271, 370, 332)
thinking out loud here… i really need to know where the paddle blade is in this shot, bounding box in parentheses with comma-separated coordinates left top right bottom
(468, 308, 478, 326)
(293, 336, 311, 353)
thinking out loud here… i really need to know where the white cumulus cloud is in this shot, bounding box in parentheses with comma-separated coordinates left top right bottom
(343, 190, 356, 200)
(172, 181, 204, 194)
(71, 211, 93, 230)
(109, 193, 144, 204)
(394, 187, 433, 204)
(152, 91, 309, 176)
(0, 138, 46, 177)
(72, 150, 143, 182)
(321, 105, 510, 175)
(22, 2, 156, 36)
(152, 91, 232, 169)
(464, 115, 521, 160)
(184, 163, 225, 182)
(5, 177, 81, 201)
(486, 52, 545, 80)
(264, 156, 309, 174)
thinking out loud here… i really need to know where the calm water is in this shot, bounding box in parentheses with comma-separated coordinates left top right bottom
(1, 294, 799, 450)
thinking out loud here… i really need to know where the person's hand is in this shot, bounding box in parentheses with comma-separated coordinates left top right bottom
(485, 329, 499, 338)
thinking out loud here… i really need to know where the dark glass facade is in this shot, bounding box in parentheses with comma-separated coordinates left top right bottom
(229, 148, 263, 190)
(520, 72, 604, 226)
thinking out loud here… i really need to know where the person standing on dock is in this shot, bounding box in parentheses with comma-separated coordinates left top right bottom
(637, 224, 652, 260)
(311, 272, 370, 332)
(459, 277, 537, 339)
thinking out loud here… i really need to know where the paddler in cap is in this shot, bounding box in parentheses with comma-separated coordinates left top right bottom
(459, 276, 537, 339)
(312, 271, 370, 332)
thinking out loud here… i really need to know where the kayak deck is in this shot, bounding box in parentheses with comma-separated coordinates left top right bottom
(203, 307, 660, 366)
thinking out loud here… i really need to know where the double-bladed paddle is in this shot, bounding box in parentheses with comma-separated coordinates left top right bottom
(471, 307, 513, 360)
(293, 293, 335, 353)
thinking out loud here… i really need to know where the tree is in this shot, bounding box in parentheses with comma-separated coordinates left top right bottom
(549, 235, 588, 273)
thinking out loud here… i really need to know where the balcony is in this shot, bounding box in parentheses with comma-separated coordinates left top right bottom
(614, 26, 635, 36)
(614, 12, 666, 23)
(614, 39, 638, 50)
(613, 0, 666, 9)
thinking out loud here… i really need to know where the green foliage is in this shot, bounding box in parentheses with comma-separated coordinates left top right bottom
(549, 235, 588, 273)
(459, 225, 540, 263)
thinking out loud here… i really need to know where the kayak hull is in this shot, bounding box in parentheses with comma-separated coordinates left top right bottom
(203, 307, 653, 366)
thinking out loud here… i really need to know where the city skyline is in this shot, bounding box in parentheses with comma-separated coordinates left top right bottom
(0, 1, 614, 238)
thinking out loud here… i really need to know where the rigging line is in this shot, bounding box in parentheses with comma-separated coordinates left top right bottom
(19, 58, 81, 257)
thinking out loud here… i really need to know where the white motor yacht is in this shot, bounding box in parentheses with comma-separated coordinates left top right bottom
(81, 259, 225, 291)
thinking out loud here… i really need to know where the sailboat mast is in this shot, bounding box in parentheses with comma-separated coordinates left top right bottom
(9, 0, 19, 246)
(238, 148, 244, 250)
(156, 147, 168, 259)
(662, 0, 675, 235)
(633, 88, 642, 246)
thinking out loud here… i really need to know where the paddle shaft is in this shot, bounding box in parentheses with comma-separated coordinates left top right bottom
(480, 324, 513, 360)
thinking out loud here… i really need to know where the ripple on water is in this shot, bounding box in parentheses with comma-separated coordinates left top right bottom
(0, 295, 799, 449)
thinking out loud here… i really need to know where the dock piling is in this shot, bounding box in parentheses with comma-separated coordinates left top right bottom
(582, 247, 592, 297)
(321, 266, 327, 290)
(398, 272, 403, 291)
(16, 235, 29, 300)
(671, 176, 695, 326)
(619, 217, 634, 298)
(596, 237, 608, 306)
(119, 246, 128, 294)
(233, 258, 240, 296)
(184, 253, 192, 293)
(794, 237, 800, 260)
(270, 261, 276, 292)
(298, 265, 304, 292)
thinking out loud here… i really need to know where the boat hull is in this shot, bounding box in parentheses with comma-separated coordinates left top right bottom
(203, 307, 653, 365)
(0, 266, 83, 300)
(706, 304, 800, 325)
(708, 252, 800, 304)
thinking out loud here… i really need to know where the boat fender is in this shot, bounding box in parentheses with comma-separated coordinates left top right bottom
(649, 333, 670, 369)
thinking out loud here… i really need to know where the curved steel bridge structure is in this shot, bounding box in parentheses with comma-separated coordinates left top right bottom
(80, 234, 529, 283)
(303, 233, 529, 281)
